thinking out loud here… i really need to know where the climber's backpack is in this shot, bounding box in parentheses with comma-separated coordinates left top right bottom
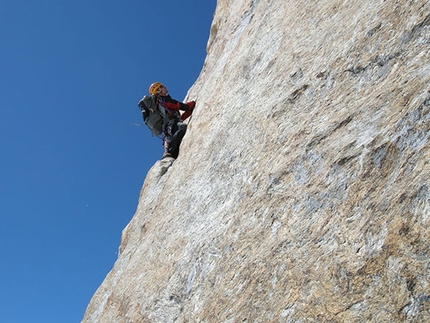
(138, 95, 164, 137)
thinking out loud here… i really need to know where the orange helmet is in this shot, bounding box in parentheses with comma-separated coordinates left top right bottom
(148, 82, 163, 95)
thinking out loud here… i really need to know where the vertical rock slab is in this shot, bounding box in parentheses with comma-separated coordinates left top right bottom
(83, 0, 430, 322)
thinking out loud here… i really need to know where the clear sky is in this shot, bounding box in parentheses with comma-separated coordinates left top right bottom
(0, 1, 216, 322)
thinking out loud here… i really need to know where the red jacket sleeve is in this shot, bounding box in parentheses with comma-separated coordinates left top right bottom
(164, 95, 189, 111)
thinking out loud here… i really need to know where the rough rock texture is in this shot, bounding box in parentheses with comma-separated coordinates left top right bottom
(82, 0, 430, 322)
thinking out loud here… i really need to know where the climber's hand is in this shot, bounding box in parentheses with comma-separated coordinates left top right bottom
(187, 101, 196, 109)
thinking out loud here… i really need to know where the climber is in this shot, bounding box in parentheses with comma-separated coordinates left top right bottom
(140, 82, 195, 159)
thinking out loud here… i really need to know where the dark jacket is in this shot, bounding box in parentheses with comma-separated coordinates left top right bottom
(158, 95, 190, 120)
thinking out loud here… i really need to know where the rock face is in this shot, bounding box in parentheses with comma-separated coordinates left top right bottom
(82, 0, 430, 322)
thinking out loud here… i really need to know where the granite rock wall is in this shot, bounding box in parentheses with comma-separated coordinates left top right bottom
(82, 0, 430, 322)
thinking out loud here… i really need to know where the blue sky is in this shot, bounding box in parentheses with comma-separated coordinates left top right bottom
(0, 1, 216, 322)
